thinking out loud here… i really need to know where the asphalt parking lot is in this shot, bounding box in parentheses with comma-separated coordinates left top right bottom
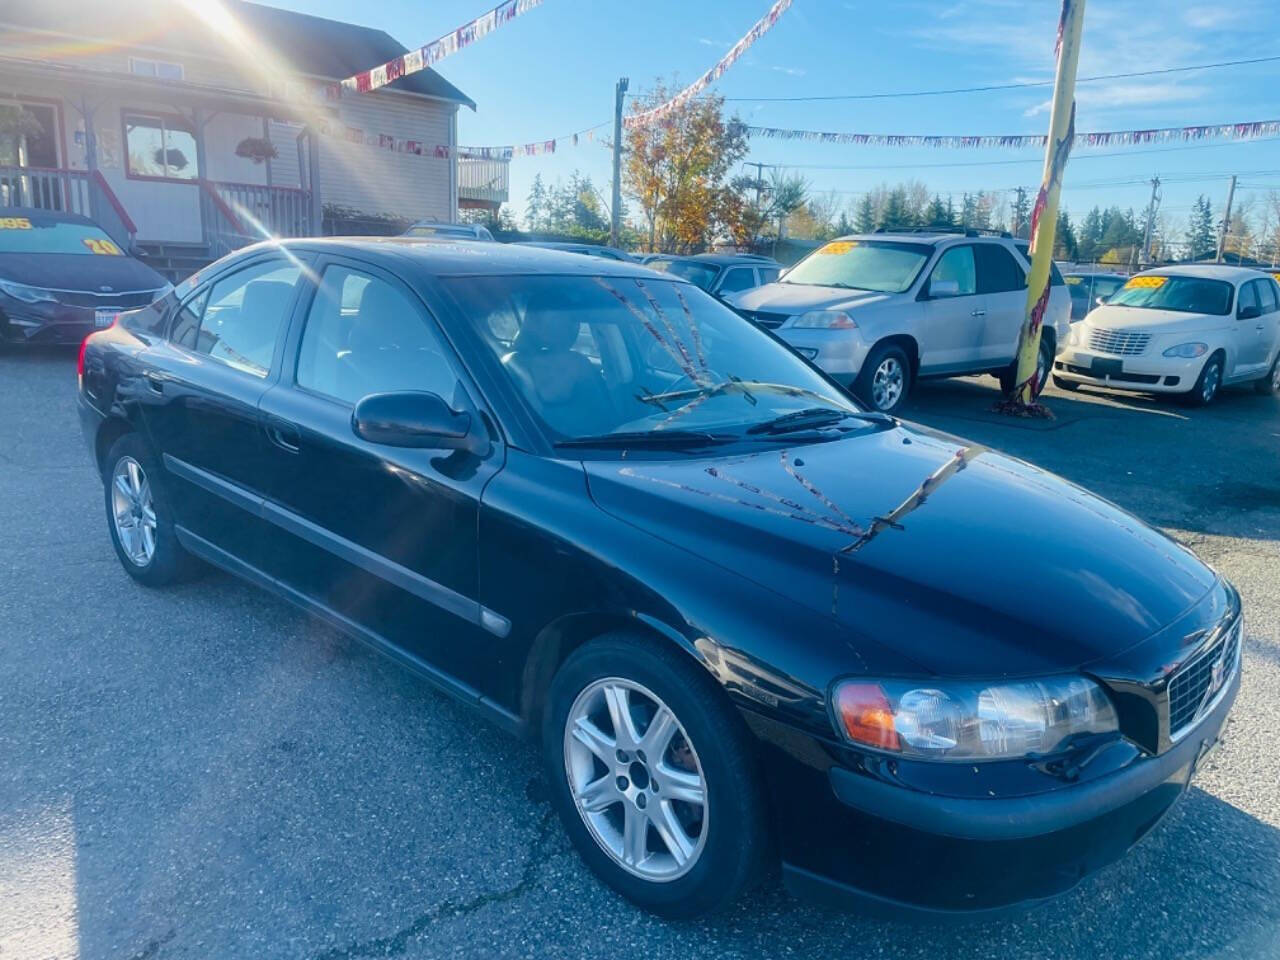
(3, 347, 1279, 960)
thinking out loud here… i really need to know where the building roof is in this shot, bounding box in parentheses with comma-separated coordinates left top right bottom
(0, 0, 474, 108)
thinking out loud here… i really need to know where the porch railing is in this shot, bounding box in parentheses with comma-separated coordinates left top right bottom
(212, 181, 312, 239)
(458, 157, 510, 206)
(0, 165, 137, 249)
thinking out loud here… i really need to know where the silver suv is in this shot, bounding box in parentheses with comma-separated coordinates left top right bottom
(729, 231, 1071, 413)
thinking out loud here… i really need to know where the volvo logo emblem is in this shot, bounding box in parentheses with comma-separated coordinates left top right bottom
(99, 285, 114, 292)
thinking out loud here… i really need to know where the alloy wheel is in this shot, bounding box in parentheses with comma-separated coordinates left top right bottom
(871, 356, 904, 410)
(563, 678, 708, 882)
(111, 456, 157, 567)
(1272, 359, 1280, 392)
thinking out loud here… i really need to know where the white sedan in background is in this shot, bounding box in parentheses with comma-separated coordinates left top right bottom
(1052, 264, 1280, 405)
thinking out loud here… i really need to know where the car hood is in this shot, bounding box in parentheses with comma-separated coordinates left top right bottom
(732, 282, 893, 315)
(0, 253, 166, 293)
(584, 424, 1216, 677)
(1085, 304, 1228, 335)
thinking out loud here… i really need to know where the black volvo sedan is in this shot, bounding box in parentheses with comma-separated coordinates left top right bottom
(0, 208, 169, 347)
(77, 239, 1241, 918)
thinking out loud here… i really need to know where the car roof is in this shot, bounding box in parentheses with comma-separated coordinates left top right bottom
(686, 253, 781, 266)
(836, 231, 1011, 246)
(1139, 264, 1271, 283)
(1064, 270, 1129, 278)
(255, 237, 663, 279)
(0, 207, 99, 227)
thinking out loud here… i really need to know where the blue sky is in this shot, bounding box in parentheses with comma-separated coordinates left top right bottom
(267, 0, 1280, 234)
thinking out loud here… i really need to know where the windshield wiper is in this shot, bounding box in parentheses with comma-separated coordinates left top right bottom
(554, 429, 735, 449)
(746, 405, 895, 435)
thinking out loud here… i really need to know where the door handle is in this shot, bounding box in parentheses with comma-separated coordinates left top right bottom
(144, 372, 164, 394)
(264, 416, 301, 453)
(971, 309, 987, 318)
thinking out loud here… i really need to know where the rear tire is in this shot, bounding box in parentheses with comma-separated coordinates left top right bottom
(999, 338, 1054, 399)
(542, 635, 768, 918)
(1183, 353, 1224, 407)
(1255, 353, 1280, 395)
(855, 343, 912, 414)
(103, 433, 200, 586)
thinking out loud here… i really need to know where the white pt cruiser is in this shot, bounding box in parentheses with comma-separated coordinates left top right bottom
(1052, 265, 1280, 405)
(729, 232, 1070, 413)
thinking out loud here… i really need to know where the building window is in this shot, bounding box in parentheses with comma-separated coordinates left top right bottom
(129, 57, 184, 81)
(124, 113, 198, 181)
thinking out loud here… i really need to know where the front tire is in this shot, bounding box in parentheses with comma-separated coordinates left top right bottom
(103, 433, 199, 586)
(1184, 353, 1224, 407)
(855, 342, 912, 414)
(543, 635, 768, 918)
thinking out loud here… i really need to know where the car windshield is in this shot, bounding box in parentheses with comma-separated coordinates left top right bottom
(780, 239, 931, 293)
(651, 259, 718, 290)
(0, 216, 124, 255)
(441, 275, 861, 446)
(1107, 276, 1233, 315)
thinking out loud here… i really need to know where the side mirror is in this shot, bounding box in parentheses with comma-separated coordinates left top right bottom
(1095, 295, 1107, 307)
(352, 391, 486, 454)
(1239, 304, 1262, 321)
(930, 278, 961, 298)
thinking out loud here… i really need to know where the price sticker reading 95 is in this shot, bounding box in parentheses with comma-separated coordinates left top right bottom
(1124, 275, 1167, 289)
(0, 217, 32, 230)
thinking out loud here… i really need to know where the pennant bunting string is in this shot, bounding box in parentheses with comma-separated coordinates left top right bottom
(333, 0, 545, 97)
(744, 120, 1280, 149)
(623, 0, 793, 129)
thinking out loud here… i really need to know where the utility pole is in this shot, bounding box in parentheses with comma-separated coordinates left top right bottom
(1215, 174, 1236, 264)
(1140, 175, 1160, 266)
(609, 76, 628, 249)
(1011, 186, 1027, 237)
(745, 161, 768, 208)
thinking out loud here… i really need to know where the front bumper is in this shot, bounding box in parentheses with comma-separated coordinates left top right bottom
(1053, 346, 1205, 394)
(0, 301, 112, 345)
(753, 664, 1238, 915)
(776, 328, 870, 382)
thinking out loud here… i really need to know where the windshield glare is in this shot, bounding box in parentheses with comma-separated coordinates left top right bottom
(1107, 276, 1233, 315)
(442, 275, 858, 444)
(781, 239, 931, 293)
(652, 259, 718, 290)
(0, 217, 124, 255)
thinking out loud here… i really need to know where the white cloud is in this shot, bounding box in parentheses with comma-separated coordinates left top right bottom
(1182, 6, 1244, 28)
(1022, 82, 1210, 118)
(770, 65, 807, 77)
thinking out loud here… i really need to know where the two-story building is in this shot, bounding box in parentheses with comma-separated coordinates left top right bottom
(0, 0, 503, 279)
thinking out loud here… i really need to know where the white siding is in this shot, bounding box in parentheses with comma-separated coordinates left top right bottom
(319, 93, 456, 221)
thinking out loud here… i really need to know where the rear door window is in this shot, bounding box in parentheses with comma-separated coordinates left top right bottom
(1259, 279, 1280, 313)
(975, 244, 1024, 293)
(717, 267, 756, 295)
(1238, 281, 1259, 317)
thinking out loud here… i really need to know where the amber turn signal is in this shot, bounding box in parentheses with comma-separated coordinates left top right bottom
(834, 682, 900, 750)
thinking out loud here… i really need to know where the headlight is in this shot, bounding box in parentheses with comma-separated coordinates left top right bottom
(1066, 323, 1083, 346)
(792, 310, 856, 329)
(833, 676, 1118, 761)
(0, 278, 57, 304)
(1163, 342, 1208, 358)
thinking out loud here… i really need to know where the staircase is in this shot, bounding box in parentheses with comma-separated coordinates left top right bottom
(137, 242, 217, 285)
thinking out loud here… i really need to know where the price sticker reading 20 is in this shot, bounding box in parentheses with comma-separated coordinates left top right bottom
(82, 237, 123, 256)
(1124, 275, 1167, 289)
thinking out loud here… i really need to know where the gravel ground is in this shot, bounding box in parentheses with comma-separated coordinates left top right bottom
(2, 347, 1278, 960)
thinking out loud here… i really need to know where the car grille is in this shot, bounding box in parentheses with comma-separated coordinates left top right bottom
(50, 290, 160, 310)
(742, 310, 790, 329)
(1088, 328, 1151, 356)
(1168, 616, 1241, 739)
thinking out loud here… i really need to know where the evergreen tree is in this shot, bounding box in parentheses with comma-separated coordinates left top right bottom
(960, 193, 977, 229)
(1055, 210, 1078, 260)
(854, 195, 876, 233)
(1011, 188, 1032, 239)
(524, 174, 548, 231)
(881, 189, 913, 230)
(1184, 195, 1216, 260)
(924, 194, 952, 228)
(1078, 206, 1104, 262)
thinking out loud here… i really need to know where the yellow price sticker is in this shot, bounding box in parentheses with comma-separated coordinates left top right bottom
(818, 240, 858, 255)
(0, 217, 32, 230)
(1271, 272, 1280, 284)
(1124, 275, 1167, 289)
(1064, 275, 1083, 285)
(82, 237, 122, 256)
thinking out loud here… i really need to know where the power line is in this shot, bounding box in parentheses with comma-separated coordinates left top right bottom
(714, 55, 1280, 104)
